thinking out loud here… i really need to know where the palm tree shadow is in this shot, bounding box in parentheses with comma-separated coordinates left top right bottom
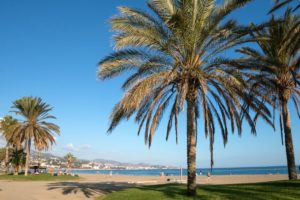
(138, 184, 189, 198)
(47, 181, 134, 198)
(132, 181, 300, 200)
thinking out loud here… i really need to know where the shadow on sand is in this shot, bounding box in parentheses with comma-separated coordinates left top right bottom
(47, 181, 135, 198)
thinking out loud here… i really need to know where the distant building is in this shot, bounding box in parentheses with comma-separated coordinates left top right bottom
(81, 163, 91, 169)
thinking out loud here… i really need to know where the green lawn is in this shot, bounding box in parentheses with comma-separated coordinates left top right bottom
(0, 173, 80, 181)
(98, 181, 300, 200)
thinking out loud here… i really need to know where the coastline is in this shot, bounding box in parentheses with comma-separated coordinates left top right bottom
(66, 166, 296, 177)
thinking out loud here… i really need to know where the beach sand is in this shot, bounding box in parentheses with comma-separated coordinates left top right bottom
(0, 174, 296, 200)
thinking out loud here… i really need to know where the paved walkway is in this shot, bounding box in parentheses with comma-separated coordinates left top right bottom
(0, 180, 130, 200)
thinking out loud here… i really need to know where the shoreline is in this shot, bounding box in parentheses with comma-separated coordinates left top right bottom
(1, 173, 297, 185)
(67, 165, 292, 170)
(66, 166, 296, 177)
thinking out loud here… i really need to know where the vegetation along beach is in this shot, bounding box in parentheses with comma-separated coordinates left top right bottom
(0, 0, 299, 199)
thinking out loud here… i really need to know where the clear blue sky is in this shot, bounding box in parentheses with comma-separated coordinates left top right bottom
(0, 0, 299, 168)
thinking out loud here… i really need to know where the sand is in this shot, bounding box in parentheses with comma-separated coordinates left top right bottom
(79, 174, 291, 185)
(0, 174, 295, 200)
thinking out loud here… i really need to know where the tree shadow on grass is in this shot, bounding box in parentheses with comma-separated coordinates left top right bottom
(135, 181, 300, 200)
(200, 185, 273, 200)
(47, 182, 135, 198)
(136, 184, 189, 199)
(199, 181, 300, 200)
(47, 180, 300, 199)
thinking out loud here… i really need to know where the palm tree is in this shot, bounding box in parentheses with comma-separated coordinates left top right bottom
(64, 153, 75, 170)
(269, 0, 300, 13)
(11, 96, 60, 176)
(98, 0, 272, 195)
(0, 115, 19, 174)
(231, 10, 299, 180)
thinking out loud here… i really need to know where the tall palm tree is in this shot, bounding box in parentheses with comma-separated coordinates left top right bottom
(231, 10, 299, 180)
(99, 0, 272, 195)
(11, 96, 60, 176)
(0, 115, 19, 173)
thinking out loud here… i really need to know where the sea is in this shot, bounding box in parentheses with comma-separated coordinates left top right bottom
(69, 166, 297, 176)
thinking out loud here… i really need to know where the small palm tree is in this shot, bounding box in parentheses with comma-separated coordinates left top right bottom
(0, 115, 19, 173)
(99, 0, 272, 195)
(10, 149, 26, 175)
(64, 153, 75, 170)
(11, 96, 60, 176)
(232, 10, 300, 180)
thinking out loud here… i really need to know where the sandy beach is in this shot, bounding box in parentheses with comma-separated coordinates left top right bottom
(78, 173, 292, 185)
(0, 174, 296, 200)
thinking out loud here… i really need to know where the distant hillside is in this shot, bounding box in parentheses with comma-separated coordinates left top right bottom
(92, 158, 169, 168)
(32, 151, 170, 168)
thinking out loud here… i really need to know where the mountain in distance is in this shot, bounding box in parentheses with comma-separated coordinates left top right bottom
(32, 151, 172, 168)
(92, 158, 172, 168)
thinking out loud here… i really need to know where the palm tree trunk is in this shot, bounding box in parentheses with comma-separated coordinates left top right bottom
(68, 162, 70, 171)
(281, 101, 297, 180)
(14, 165, 19, 175)
(5, 144, 9, 174)
(24, 139, 31, 176)
(38, 150, 41, 170)
(187, 95, 197, 196)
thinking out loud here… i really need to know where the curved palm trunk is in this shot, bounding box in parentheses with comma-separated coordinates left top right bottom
(281, 101, 297, 180)
(187, 95, 197, 196)
(24, 139, 31, 176)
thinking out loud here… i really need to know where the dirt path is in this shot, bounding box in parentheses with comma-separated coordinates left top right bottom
(0, 180, 132, 200)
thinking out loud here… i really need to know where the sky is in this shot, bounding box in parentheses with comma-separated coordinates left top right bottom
(0, 0, 299, 168)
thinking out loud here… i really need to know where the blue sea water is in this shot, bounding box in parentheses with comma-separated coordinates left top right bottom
(70, 166, 295, 176)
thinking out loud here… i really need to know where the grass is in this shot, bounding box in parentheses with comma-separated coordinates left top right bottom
(0, 173, 80, 181)
(98, 180, 300, 200)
